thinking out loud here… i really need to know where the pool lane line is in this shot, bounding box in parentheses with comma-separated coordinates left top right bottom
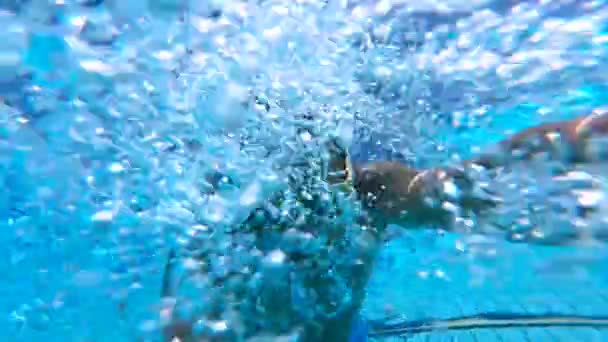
(368, 312, 608, 337)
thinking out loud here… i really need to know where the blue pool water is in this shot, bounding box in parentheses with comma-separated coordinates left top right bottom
(365, 231, 608, 341)
(3, 1, 608, 341)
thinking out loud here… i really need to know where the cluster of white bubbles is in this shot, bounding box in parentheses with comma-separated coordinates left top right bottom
(2, 0, 608, 340)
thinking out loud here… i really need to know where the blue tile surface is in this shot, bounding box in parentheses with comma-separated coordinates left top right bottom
(365, 230, 608, 341)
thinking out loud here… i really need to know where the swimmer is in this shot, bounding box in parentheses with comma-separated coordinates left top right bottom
(332, 109, 608, 229)
(162, 109, 608, 342)
(318, 109, 608, 341)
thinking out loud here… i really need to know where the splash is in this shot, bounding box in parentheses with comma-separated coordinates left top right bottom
(2, 0, 608, 340)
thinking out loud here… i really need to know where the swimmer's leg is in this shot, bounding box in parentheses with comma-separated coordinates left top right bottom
(160, 249, 196, 342)
(316, 220, 388, 342)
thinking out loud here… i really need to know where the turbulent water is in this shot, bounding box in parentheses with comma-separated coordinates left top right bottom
(1, 0, 608, 341)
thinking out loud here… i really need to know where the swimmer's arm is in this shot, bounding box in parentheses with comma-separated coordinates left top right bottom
(465, 112, 608, 168)
(346, 161, 495, 228)
(325, 143, 493, 227)
(327, 111, 608, 228)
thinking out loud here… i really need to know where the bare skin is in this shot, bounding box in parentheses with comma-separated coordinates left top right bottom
(164, 111, 608, 342)
(343, 111, 608, 226)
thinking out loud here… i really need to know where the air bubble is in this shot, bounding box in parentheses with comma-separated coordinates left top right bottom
(79, 15, 119, 46)
(91, 210, 114, 222)
(3, 0, 608, 340)
(0, 12, 26, 82)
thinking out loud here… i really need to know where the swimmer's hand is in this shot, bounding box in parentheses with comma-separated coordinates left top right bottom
(325, 138, 351, 185)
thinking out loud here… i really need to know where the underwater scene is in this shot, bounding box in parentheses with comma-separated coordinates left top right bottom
(2, 0, 608, 341)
